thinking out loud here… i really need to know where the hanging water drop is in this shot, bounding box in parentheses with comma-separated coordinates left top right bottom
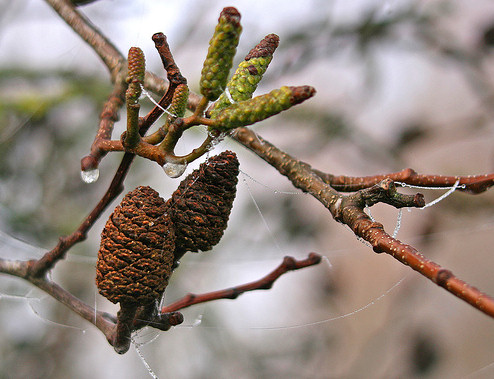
(81, 168, 100, 183)
(163, 162, 187, 178)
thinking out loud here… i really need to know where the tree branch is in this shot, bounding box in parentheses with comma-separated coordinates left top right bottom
(29, 152, 134, 276)
(232, 127, 494, 318)
(162, 253, 322, 313)
(44, 0, 124, 80)
(313, 168, 494, 194)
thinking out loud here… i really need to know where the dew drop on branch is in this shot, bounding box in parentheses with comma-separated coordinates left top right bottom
(163, 162, 187, 178)
(80, 168, 100, 183)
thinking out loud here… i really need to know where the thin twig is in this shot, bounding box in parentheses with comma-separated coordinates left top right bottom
(313, 168, 494, 194)
(29, 152, 135, 276)
(44, 0, 124, 80)
(0, 261, 116, 342)
(162, 253, 322, 313)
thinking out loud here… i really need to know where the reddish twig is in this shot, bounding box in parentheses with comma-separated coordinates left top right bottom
(29, 152, 135, 276)
(81, 81, 127, 172)
(339, 206, 494, 317)
(162, 253, 322, 313)
(232, 127, 494, 318)
(313, 168, 494, 194)
(139, 33, 187, 131)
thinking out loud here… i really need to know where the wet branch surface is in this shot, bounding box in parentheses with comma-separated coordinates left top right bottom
(1, 0, 493, 354)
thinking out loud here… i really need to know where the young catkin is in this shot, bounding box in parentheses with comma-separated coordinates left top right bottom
(211, 85, 316, 130)
(210, 33, 279, 119)
(200, 7, 242, 101)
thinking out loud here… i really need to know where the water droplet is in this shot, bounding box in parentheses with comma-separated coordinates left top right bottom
(163, 162, 187, 178)
(192, 314, 203, 327)
(80, 168, 99, 183)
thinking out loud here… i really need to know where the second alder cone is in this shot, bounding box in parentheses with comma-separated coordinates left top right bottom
(166, 150, 240, 263)
(96, 151, 239, 306)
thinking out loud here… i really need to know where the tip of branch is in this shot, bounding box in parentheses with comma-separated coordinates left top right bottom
(245, 34, 280, 60)
(289, 86, 316, 105)
(461, 177, 494, 194)
(308, 252, 323, 264)
(221, 7, 241, 26)
(414, 193, 425, 207)
(81, 154, 99, 171)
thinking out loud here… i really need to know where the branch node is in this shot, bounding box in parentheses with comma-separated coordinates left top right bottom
(436, 269, 453, 288)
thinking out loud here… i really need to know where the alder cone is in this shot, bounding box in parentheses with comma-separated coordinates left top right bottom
(96, 186, 175, 305)
(167, 151, 239, 261)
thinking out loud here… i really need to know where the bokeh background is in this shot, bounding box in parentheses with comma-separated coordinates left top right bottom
(1, 0, 494, 378)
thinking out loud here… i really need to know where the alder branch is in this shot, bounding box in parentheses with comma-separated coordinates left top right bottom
(313, 168, 494, 194)
(0, 258, 114, 339)
(29, 152, 134, 277)
(0, 253, 322, 352)
(45, 0, 124, 81)
(162, 253, 322, 313)
(232, 127, 494, 318)
(0, 256, 184, 351)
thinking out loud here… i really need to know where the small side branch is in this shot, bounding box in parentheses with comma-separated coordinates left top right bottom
(82, 81, 127, 171)
(44, 0, 124, 80)
(139, 33, 187, 130)
(30, 152, 135, 276)
(313, 168, 494, 194)
(162, 253, 322, 313)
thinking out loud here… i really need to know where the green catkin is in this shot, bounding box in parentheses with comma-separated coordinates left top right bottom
(168, 83, 189, 119)
(211, 85, 316, 130)
(126, 47, 145, 104)
(200, 7, 242, 101)
(127, 47, 146, 83)
(210, 33, 279, 119)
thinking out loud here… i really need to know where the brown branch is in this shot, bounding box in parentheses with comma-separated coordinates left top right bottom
(44, 0, 124, 80)
(81, 81, 127, 171)
(232, 127, 494, 318)
(0, 259, 115, 341)
(162, 253, 322, 313)
(313, 168, 494, 194)
(29, 152, 135, 276)
(339, 205, 494, 317)
(139, 33, 186, 130)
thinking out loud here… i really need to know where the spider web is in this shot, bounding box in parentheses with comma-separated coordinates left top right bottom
(3, 161, 493, 379)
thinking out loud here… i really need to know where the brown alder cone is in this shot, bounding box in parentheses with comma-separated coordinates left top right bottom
(96, 186, 175, 305)
(166, 151, 239, 262)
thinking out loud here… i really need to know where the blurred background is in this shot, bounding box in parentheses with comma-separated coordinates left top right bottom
(1, 0, 494, 378)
